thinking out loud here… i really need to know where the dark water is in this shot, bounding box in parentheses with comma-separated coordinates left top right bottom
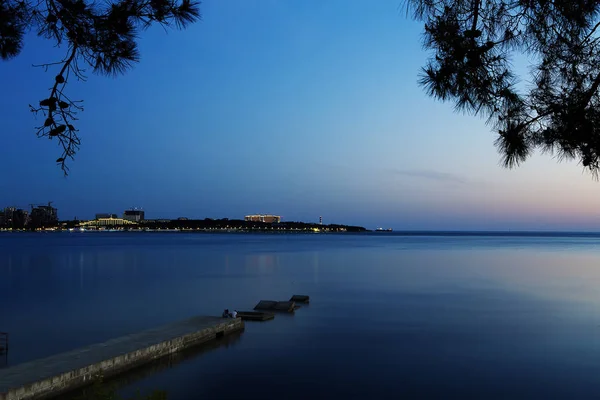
(3, 232, 600, 399)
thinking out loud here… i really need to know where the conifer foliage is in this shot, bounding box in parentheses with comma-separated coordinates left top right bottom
(407, 0, 600, 176)
(0, 0, 200, 173)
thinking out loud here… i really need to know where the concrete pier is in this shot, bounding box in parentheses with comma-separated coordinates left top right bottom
(0, 316, 243, 400)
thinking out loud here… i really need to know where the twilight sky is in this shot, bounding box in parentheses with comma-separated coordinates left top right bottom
(2, 0, 600, 230)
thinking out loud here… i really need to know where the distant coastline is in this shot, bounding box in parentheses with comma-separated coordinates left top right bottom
(3, 228, 600, 238)
(0, 218, 368, 233)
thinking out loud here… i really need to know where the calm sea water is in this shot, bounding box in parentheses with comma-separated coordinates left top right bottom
(3, 232, 600, 399)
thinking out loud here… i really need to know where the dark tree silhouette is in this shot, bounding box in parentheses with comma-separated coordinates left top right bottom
(0, 0, 200, 174)
(407, 0, 600, 176)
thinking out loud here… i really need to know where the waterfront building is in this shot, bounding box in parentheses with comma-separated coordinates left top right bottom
(2, 207, 29, 229)
(13, 209, 29, 228)
(80, 217, 137, 227)
(123, 209, 145, 222)
(30, 203, 58, 227)
(244, 214, 281, 223)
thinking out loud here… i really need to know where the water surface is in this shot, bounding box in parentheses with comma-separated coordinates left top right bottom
(2, 232, 600, 399)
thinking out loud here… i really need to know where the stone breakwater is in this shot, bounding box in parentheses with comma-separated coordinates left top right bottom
(0, 316, 244, 400)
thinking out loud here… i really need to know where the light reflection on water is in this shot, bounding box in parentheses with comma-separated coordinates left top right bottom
(2, 232, 600, 398)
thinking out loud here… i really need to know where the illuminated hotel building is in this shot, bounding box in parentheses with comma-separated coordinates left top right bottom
(244, 214, 281, 223)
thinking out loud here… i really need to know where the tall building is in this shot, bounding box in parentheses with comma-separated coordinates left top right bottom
(244, 214, 281, 223)
(2, 207, 29, 229)
(30, 203, 58, 227)
(123, 209, 145, 222)
(319, 216, 322, 225)
(2, 208, 16, 228)
(12, 209, 29, 229)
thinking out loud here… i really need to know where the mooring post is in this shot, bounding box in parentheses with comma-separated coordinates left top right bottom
(0, 331, 7, 369)
(0, 332, 7, 354)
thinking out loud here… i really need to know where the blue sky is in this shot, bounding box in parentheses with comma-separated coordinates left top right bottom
(2, 0, 600, 230)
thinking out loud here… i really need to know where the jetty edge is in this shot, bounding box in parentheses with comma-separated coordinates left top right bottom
(0, 316, 243, 400)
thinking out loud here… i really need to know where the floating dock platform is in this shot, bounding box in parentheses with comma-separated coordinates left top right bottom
(236, 311, 275, 321)
(0, 316, 243, 400)
(254, 300, 297, 312)
(289, 295, 310, 303)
